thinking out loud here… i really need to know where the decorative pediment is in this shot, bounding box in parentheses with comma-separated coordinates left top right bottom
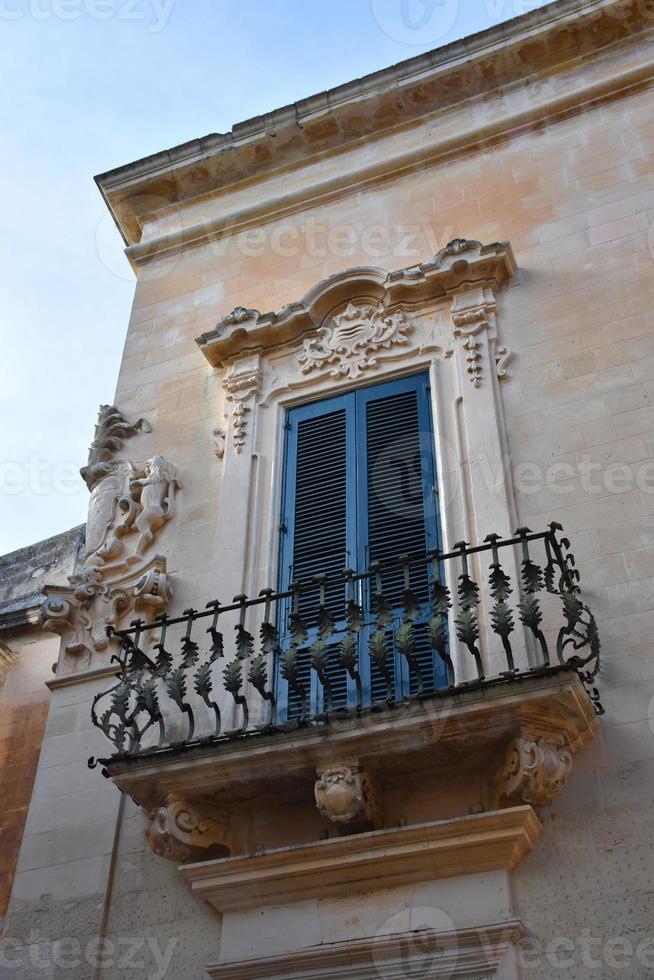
(196, 239, 516, 368)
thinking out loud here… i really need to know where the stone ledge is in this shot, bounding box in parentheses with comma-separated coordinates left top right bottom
(207, 920, 525, 979)
(181, 807, 541, 913)
(105, 670, 598, 814)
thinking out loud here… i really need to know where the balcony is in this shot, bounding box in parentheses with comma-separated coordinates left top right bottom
(88, 523, 600, 893)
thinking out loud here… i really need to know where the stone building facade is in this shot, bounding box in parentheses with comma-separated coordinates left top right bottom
(0, 527, 85, 939)
(2, 0, 654, 976)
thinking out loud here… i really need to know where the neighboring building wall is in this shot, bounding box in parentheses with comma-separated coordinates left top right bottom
(2, 2, 654, 977)
(0, 528, 85, 939)
(0, 635, 55, 935)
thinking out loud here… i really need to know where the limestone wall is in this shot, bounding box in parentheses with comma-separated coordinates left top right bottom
(3, 14, 654, 980)
(0, 634, 55, 938)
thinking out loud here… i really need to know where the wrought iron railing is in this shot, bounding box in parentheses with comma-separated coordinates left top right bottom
(89, 524, 602, 767)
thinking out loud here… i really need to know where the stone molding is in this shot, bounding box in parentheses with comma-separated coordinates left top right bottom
(105, 672, 597, 817)
(207, 921, 525, 980)
(40, 406, 180, 673)
(204, 240, 516, 464)
(146, 794, 234, 863)
(486, 737, 573, 810)
(314, 765, 380, 827)
(180, 807, 541, 913)
(197, 240, 516, 368)
(97, 0, 654, 255)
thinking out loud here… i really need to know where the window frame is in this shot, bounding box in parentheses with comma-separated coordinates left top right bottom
(275, 372, 444, 718)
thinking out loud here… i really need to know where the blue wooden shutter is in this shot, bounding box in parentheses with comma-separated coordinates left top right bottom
(278, 395, 356, 717)
(278, 373, 443, 716)
(357, 375, 443, 699)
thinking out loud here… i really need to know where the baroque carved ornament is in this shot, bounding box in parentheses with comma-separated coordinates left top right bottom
(197, 239, 517, 370)
(221, 361, 262, 454)
(146, 794, 234, 863)
(198, 240, 517, 458)
(298, 303, 411, 380)
(451, 286, 513, 389)
(486, 737, 573, 810)
(41, 405, 180, 669)
(314, 765, 380, 826)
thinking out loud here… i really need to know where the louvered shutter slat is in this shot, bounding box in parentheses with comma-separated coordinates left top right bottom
(363, 389, 438, 700)
(286, 408, 350, 715)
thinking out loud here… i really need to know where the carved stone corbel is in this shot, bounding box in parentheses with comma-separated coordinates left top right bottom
(146, 794, 235, 863)
(486, 737, 573, 810)
(315, 766, 381, 827)
(133, 561, 173, 616)
(222, 356, 263, 454)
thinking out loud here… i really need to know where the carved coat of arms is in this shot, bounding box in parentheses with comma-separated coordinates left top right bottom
(299, 303, 411, 380)
(41, 406, 179, 670)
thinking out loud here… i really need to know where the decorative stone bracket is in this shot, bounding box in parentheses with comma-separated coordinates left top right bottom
(486, 737, 573, 810)
(221, 356, 263, 454)
(451, 286, 513, 388)
(146, 794, 235, 863)
(315, 765, 381, 828)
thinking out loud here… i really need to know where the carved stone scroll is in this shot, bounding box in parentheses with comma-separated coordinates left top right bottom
(146, 794, 234, 863)
(486, 737, 573, 810)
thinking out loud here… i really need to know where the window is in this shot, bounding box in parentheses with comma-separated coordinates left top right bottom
(276, 373, 445, 717)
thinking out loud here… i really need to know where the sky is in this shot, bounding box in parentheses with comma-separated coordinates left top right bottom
(0, 0, 549, 556)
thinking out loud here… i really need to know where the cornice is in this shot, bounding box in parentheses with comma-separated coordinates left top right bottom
(196, 239, 517, 368)
(206, 920, 525, 980)
(46, 662, 121, 692)
(96, 0, 654, 252)
(181, 807, 541, 912)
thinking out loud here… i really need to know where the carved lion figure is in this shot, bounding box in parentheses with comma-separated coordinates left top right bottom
(130, 456, 180, 557)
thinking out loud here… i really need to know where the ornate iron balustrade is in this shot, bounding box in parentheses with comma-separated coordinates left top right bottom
(89, 524, 602, 767)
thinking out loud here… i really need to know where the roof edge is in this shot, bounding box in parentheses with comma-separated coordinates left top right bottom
(95, 0, 654, 245)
